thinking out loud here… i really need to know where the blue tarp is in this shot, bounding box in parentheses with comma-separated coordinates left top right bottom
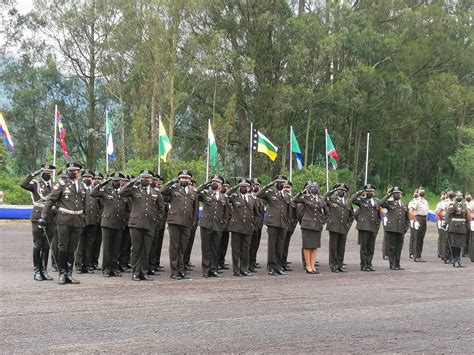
(0, 205, 33, 219)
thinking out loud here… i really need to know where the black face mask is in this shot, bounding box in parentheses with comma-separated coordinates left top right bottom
(467, 197, 472, 202)
(180, 181, 189, 188)
(365, 192, 373, 199)
(141, 180, 149, 187)
(310, 187, 319, 195)
(83, 179, 92, 186)
(240, 186, 248, 194)
(276, 183, 284, 191)
(221, 187, 227, 193)
(337, 191, 345, 198)
(393, 193, 401, 201)
(253, 186, 259, 193)
(455, 197, 463, 202)
(112, 181, 120, 189)
(68, 172, 77, 180)
(210, 183, 219, 191)
(419, 192, 425, 197)
(150, 182, 156, 188)
(41, 173, 51, 181)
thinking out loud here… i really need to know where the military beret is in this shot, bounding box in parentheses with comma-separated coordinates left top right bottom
(178, 170, 192, 178)
(363, 184, 376, 191)
(210, 175, 224, 184)
(139, 169, 154, 178)
(40, 163, 56, 172)
(81, 169, 94, 177)
(333, 183, 349, 192)
(66, 162, 82, 171)
(273, 175, 288, 182)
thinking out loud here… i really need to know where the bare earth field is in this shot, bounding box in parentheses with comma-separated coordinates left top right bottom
(1, 221, 473, 353)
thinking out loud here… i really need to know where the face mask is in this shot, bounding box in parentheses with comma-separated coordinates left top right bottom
(239, 186, 248, 194)
(41, 173, 51, 181)
(365, 192, 373, 199)
(276, 183, 284, 191)
(310, 187, 319, 195)
(112, 181, 120, 189)
(221, 187, 227, 193)
(210, 183, 219, 191)
(466, 197, 472, 202)
(393, 193, 401, 201)
(455, 197, 463, 202)
(180, 181, 189, 188)
(253, 186, 259, 193)
(83, 179, 92, 186)
(448, 193, 455, 199)
(68, 171, 77, 180)
(337, 191, 345, 198)
(150, 182, 156, 188)
(419, 192, 425, 197)
(141, 180, 149, 187)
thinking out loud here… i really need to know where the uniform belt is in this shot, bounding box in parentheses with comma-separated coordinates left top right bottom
(58, 207, 83, 215)
(451, 218, 465, 222)
(416, 215, 427, 217)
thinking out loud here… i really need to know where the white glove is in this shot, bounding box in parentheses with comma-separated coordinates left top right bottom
(470, 221, 474, 232)
(437, 220, 442, 229)
(410, 220, 414, 228)
(414, 221, 420, 230)
(383, 217, 387, 227)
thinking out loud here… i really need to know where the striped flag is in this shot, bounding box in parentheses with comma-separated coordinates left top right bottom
(326, 132, 338, 169)
(291, 127, 303, 169)
(159, 117, 172, 162)
(106, 111, 114, 161)
(0, 112, 14, 152)
(208, 120, 218, 167)
(251, 125, 278, 161)
(56, 110, 69, 159)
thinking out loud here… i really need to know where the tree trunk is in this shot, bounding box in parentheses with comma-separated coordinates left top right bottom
(304, 106, 312, 167)
(150, 72, 159, 153)
(168, 3, 179, 143)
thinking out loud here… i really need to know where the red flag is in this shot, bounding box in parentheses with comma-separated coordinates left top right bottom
(56, 110, 69, 159)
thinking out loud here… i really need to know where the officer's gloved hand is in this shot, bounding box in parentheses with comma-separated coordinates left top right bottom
(414, 221, 420, 230)
(32, 169, 42, 177)
(38, 218, 47, 228)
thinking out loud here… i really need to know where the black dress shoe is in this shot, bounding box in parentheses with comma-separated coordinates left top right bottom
(110, 271, 122, 277)
(331, 268, 340, 273)
(367, 266, 376, 272)
(305, 268, 313, 274)
(282, 266, 293, 272)
(276, 270, 287, 275)
(268, 269, 279, 276)
(233, 272, 242, 277)
(156, 265, 165, 272)
(338, 267, 347, 273)
(209, 271, 223, 278)
(248, 267, 256, 273)
(360, 266, 367, 271)
(241, 271, 252, 276)
(188, 262, 195, 268)
(76, 268, 84, 274)
(52, 265, 58, 272)
(409, 254, 414, 259)
(180, 272, 191, 280)
(41, 270, 54, 281)
(58, 273, 66, 285)
(142, 274, 153, 281)
(34, 271, 43, 281)
(132, 275, 141, 281)
(103, 272, 111, 277)
(414, 258, 426, 262)
(66, 273, 80, 284)
(218, 264, 230, 270)
(184, 264, 193, 271)
(147, 270, 155, 276)
(170, 273, 182, 280)
(313, 269, 320, 274)
(118, 266, 126, 272)
(202, 273, 209, 278)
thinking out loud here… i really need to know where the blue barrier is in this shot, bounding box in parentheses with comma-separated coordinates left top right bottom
(0, 205, 33, 219)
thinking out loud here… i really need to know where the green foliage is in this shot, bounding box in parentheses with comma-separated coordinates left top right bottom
(0, 175, 31, 205)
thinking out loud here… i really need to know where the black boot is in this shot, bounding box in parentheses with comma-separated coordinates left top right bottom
(40, 249, 53, 280)
(33, 248, 43, 281)
(34, 267, 43, 281)
(66, 271, 80, 284)
(58, 271, 66, 285)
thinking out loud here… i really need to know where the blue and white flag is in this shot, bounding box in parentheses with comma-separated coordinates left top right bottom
(106, 111, 114, 161)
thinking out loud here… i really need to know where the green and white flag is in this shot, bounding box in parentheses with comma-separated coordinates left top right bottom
(208, 120, 218, 167)
(159, 118, 172, 162)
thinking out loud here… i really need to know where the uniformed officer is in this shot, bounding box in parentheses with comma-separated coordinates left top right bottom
(324, 183, 354, 273)
(119, 170, 165, 281)
(50, 169, 69, 272)
(183, 179, 199, 272)
(228, 179, 259, 276)
(380, 186, 410, 270)
(160, 170, 199, 280)
(445, 191, 470, 268)
(435, 191, 447, 259)
(249, 179, 264, 272)
(91, 171, 104, 271)
(91, 173, 128, 277)
(39, 162, 85, 285)
(118, 174, 132, 271)
(256, 175, 291, 276)
(437, 190, 455, 263)
(293, 181, 327, 274)
(148, 174, 167, 275)
(465, 193, 473, 261)
(75, 169, 100, 274)
(218, 180, 232, 270)
(282, 181, 297, 272)
(407, 190, 419, 259)
(409, 188, 430, 262)
(20, 163, 56, 281)
(351, 184, 381, 271)
(197, 175, 229, 278)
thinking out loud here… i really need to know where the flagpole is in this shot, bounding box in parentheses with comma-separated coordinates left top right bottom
(364, 131, 370, 185)
(105, 110, 109, 174)
(53, 105, 58, 182)
(325, 129, 329, 192)
(206, 119, 210, 182)
(157, 113, 161, 176)
(249, 122, 253, 179)
(289, 126, 293, 182)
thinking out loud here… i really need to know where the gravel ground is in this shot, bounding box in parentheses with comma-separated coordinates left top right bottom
(1, 221, 473, 353)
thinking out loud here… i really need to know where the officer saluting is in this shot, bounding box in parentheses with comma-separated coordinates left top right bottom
(119, 170, 165, 281)
(20, 163, 56, 281)
(39, 162, 85, 285)
(160, 170, 199, 280)
(256, 175, 291, 276)
(380, 186, 410, 270)
(445, 191, 470, 268)
(351, 184, 381, 271)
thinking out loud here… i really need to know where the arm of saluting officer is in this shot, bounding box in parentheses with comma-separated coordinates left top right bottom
(159, 178, 178, 196)
(90, 178, 111, 198)
(118, 177, 139, 197)
(255, 180, 275, 200)
(379, 194, 391, 208)
(350, 189, 364, 206)
(19, 170, 41, 192)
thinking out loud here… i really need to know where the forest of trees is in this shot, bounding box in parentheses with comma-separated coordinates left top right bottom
(0, 0, 473, 199)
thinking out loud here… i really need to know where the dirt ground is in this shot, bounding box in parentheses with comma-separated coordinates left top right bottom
(0, 221, 473, 353)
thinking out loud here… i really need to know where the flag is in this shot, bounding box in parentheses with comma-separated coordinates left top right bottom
(158, 117, 172, 162)
(106, 111, 114, 161)
(208, 120, 218, 167)
(0, 112, 14, 152)
(56, 110, 69, 159)
(291, 127, 303, 169)
(326, 132, 339, 169)
(251, 126, 278, 161)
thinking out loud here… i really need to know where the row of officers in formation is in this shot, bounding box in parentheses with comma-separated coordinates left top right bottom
(21, 162, 473, 285)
